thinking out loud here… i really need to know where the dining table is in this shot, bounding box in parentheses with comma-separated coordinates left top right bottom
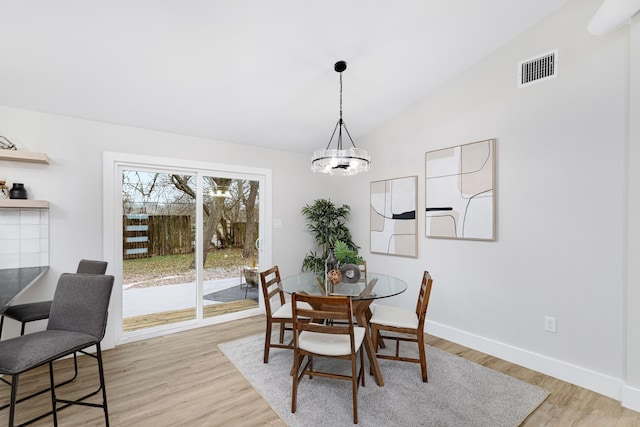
(0, 266, 49, 315)
(279, 271, 407, 387)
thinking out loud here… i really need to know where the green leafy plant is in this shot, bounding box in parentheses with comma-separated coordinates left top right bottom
(301, 199, 360, 274)
(333, 241, 363, 265)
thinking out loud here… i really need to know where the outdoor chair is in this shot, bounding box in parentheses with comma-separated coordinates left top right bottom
(243, 267, 260, 299)
(369, 271, 434, 382)
(0, 272, 114, 427)
(291, 293, 365, 424)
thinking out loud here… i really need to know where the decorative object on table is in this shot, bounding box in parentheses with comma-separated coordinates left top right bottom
(370, 175, 418, 257)
(340, 264, 361, 283)
(0, 135, 17, 150)
(333, 241, 364, 283)
(301, 199, 361, 276)
(425, 138, 496, 241)
(325, 248, 340, 292)
(311, 60, 370, 176)
(0, 179, 9, 199)
(325, 247, 338, 271)
(9, 182, 27, 199)
(327, 268, 342, 287)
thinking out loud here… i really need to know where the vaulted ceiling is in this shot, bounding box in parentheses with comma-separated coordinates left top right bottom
(0, 1, 570, 153)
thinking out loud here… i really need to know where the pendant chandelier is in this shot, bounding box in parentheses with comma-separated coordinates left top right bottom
(311, 61, 370, 176)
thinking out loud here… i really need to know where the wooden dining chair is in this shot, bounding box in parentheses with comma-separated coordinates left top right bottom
(259, 266, 311, 363)
(369, 271, 433, 382)
(291, 293, 365, 424)
(358, 260, 367, 282)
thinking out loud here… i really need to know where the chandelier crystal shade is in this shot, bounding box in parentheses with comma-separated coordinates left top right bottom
(311, 61, 370, 176)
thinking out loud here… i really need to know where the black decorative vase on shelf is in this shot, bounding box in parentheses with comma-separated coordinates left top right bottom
(9, 183, 27, 200)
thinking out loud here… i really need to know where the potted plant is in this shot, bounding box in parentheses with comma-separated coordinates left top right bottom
(301, 199, 361, 275)
(333, 240, 364, 283)
(333, 240, 363, 266)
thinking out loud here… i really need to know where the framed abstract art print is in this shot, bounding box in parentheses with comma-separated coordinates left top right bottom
(425, 139, 495, 241)
(370, 176, 418, 257)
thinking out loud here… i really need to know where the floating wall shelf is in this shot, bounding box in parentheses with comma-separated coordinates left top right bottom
(0, 150, 49, 164)
(0, 200, 49, 208)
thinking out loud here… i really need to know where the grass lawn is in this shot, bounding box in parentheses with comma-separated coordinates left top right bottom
(123, 247, 250, 285)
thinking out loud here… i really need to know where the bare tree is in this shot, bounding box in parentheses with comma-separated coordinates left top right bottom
(172, 175, 232, 268)
(240, 180, 259, 260)
(122, 171, 258, 268)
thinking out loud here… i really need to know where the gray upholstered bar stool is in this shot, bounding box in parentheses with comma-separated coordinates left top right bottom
(0, 272, 115, 426)
(0, 260, 108, 340)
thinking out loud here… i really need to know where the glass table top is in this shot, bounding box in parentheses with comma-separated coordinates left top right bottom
(279, 271, 407, 301)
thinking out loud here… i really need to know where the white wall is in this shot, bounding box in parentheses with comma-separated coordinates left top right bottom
(0, 106, 325, 345)
(624, 6, 640, 410)
(342, 0, 639, 410)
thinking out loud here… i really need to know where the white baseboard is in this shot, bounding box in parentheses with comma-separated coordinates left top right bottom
(426, 320, 623, 402)
(622, 385, 640, 412)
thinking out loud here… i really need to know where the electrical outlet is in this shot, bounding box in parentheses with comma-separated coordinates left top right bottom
(544, 316, 557, 333)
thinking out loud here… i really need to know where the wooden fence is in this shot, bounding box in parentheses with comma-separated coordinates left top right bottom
(123, 215, 192, 259)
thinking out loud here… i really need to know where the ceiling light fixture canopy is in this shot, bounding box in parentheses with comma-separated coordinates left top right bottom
(311, 61, 370, 176)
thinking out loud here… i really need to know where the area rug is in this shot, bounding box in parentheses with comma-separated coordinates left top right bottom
(218, 333, 548, 427)
(203, 284, 258, 303)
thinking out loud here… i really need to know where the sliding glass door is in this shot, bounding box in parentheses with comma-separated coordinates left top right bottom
(104, 153, 270, 343)
(121, 170, 198, 332)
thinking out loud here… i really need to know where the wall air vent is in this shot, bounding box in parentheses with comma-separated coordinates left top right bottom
(518, 50, 557, 88)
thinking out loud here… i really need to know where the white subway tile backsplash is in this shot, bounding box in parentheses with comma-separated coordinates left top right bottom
(40, 238, 49, 252)
(0, 207, 50, 269)
(0, 225, 20, 239)
(20, 224, 40, 239)
(20, 252, 41, 268)
(20, 209, 41, 225)
(40, 224, 49, 238)
(21, 238, 40, 253)
(0, 239, 20, 254)
(0, 254, 20, 269)
(0, 209, 20, 225)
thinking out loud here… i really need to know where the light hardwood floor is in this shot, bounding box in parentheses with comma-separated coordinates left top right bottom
(1, 316, 639, 426)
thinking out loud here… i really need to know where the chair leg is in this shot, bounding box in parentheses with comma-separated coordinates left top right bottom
(360, 348, 365, 387)
(418, 333, 428, 382)
(291, 350, 299, 414)
(9, 374, 18, 427)
(20, 322, 26, 336)
(49, 361, 60, 427)
(46, 345, 110, 426)
(264, 320, 272, 363)
(351, 356, 358, 424)
(278, 321, 285, 344)
(96, 344, 110, 427)
(0, 315, 4, 341)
